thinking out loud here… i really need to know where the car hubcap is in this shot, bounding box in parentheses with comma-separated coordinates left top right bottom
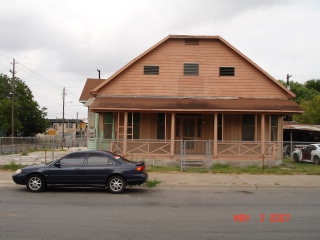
(29, 177, 41, 191)
(110, 178, 123, 191)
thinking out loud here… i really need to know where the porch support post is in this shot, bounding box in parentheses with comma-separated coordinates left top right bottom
(278, 115, 283, 159)
(123, 112, 128, 155)
(213, 113, 218, 158)
(261, 113, 265, 157)
(170, 113, 175, 157)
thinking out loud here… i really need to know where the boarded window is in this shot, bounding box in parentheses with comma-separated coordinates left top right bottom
(128, 113, 140, 139)
(184, 63, 199, 76)
(219, 67, 235, 76)
(185, 39, 199, 45)
(271, 115, 278, 141)
(157, 113, 166, 139)
(218, 114, 223, 141)
(144, 66, 159, 75)
(104, 112, 113, 139)
(242, 114, 255, 141)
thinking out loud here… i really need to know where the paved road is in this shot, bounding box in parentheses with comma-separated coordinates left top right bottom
(1, 185, 319, 240)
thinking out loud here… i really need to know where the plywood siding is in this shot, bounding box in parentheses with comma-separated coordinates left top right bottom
(98, 38, 287, 98)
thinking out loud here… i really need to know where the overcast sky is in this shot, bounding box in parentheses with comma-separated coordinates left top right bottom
(0, 0, 319, 120)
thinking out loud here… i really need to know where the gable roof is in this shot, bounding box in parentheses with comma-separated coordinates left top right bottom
(79, 78, 105, 102)
(91, 35, 295, 98)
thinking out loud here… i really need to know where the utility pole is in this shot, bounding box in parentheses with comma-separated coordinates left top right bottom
(9, 58, 16, 137)
(286, 74, 292, 90)
(62, 87, 66, 147)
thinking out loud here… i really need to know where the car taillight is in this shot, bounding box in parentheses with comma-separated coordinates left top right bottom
(136, 165, 145, 172)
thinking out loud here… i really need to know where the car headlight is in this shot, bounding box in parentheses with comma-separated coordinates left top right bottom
(15, 169, 22, 174)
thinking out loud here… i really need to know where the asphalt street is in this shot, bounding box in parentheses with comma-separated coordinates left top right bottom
(0, 185, 320, 240)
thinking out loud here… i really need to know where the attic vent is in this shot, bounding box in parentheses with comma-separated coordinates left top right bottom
(184, 63, 199, 76)
(185, 39, 199, 45)
(219, 67, 235, 76)
(144, 65, 159, 75)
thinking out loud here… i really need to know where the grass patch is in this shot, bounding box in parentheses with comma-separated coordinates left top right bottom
(147, 158, 320, 175)
(0, 162, 26, 171)
(147, 165, 180, 172)
(145, 178, 162, 187)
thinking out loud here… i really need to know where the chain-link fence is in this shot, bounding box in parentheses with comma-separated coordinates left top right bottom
(1, 138, 319, 171)
(0, 137, 87, 165)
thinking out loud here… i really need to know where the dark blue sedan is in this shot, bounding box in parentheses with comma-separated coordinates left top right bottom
(12, 150, 148, 193)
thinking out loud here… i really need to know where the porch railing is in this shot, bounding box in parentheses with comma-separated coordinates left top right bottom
(93, 138, 282, 162)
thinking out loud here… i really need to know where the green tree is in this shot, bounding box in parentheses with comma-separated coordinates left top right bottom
(280, 80, 320, 104)
(304, 79, 320, 93)
(293, 95, 320, 124)
(0, 74, 48, 136)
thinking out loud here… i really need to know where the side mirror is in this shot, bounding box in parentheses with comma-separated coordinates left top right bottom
(54, 162, 61, 168)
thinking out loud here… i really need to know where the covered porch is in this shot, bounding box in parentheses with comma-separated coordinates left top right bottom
(87, 96, 302, 164)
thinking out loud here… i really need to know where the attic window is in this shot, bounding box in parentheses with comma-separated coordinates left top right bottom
(184, 63, 199, 76)
(185, 39, 199, 45)
(144, 65, 159, 75)
(219, 67, 235, 76)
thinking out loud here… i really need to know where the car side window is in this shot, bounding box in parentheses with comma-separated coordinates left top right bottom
(59, 152, 86, 166)
(87, 152, 114, 166)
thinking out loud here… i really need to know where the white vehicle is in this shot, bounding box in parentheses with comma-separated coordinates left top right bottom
(292, 144, 320, 165)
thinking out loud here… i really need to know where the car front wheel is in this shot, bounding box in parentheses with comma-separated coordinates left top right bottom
(27, 174, 46, 192)
(293, 154, 300, 162)
(107, 176, 126, 194)
(314, 156, 320, 165)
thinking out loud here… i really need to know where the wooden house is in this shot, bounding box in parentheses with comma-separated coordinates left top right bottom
(80, 35, 302, 165)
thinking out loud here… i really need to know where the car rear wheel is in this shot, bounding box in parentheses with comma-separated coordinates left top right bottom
(27, 174, 46, 192)
(314, 156, 320, 165)
(293, 154, 300, 163)
(107, 176, 126, 194)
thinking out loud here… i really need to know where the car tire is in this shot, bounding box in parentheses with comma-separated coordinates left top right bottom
(314, 156, 320, 165)
(293, 154, 300, 163)
(26, 174, 46, 192)
(107, 175, 126, 194)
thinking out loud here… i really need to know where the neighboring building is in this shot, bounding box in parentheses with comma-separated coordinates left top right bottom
(47, 119, 87, 138)
(283, 122, 320, 143)
(80, 35, 302, 165)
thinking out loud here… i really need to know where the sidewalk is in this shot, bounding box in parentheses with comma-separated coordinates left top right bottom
(148, 172, 320, 189)
(2, 170, 320, 189)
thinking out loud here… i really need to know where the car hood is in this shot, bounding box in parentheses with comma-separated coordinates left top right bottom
(22, 164, 47, 171)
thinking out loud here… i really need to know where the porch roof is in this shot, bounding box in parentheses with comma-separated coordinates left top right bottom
(90, 97, 303, 114)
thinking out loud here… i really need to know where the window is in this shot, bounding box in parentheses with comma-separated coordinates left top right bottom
(157, 113, 166, 139)
(185, 39, 199, 45)
(59, 152, 86, 166)
(87, 152, 113, 166)
(242, 115, 255, 141)
(218, 114, 223, 141)
(128, 113, 140, 139)
(219, 67, 235, 76)
(104, 112, 113, 139)
(144, 66, 159, 75)
(184, 63, 199, 76)
(270, 115, 278, 141)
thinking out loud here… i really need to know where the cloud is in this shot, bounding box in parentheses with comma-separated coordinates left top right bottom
(0, 0, 319, 119)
